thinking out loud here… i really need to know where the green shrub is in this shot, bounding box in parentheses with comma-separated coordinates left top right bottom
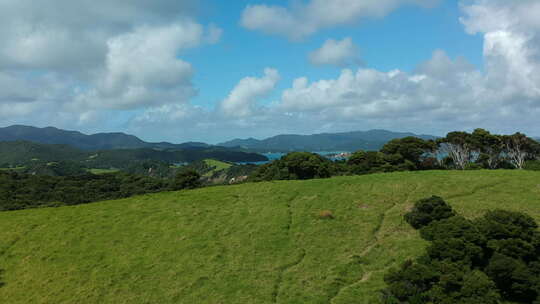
(404, 196, 456, 229)
(383, 198, 540, 303)
(524, 160, 540, 171)
(170, 170, 201, 191)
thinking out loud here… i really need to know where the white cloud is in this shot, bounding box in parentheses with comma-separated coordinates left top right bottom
(0, 0, 222, 129)
(74, 21, 210, 110)
(309, 38, 361, 67)
(241, 0, 439, 40)
(219, 68, 280, 118)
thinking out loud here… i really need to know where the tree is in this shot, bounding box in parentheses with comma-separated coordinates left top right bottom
(250, 152, 333, 181)
(502, 133, 539, 169)
(471, 129, 503, 169)
(381, 137, 437, 170)
(348, 151, 392, 174)
(437, 132, 474, 170)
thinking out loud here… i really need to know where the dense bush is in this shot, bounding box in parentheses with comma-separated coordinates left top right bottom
(170, 170, 201, 191)
(383, 197, 540, 303)
(524, 160, 540, 171)
(404, 196, 456, 229)
(250, 152, 333, 181)
(22, 161, 88, 176)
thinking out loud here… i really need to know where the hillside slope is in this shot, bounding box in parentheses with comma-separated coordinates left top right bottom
(1, 171, 539, 303)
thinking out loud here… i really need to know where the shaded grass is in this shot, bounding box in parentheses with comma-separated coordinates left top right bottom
(0, 170, 539, 303)
(0, 167, 25, 171)
(88, 168, 120, 175)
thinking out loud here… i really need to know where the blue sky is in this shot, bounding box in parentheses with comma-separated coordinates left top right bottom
(187, 0, 484, 109)
(1, 0, 540, 143)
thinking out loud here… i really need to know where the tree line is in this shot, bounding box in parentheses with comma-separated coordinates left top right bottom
(250, 129, 540, 181)
(0, 169, 201, 211)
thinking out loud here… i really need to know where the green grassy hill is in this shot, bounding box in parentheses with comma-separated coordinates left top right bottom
(1, 170, 539, 303)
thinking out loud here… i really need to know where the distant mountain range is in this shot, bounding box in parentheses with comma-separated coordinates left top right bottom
(0, 125, 438, 156)
(0, 125, 210, 151)
(219, 130, 437, 152)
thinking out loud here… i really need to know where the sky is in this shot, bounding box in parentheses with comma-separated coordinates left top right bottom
(1, 0, 540, 144)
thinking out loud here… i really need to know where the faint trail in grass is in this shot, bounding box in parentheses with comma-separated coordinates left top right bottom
(272, 249, 306, 303)
(446, 181, 505, 201)
(272, 192, 304, 303)
(361, 183, 419, 256)
(328, 183, 421, 303)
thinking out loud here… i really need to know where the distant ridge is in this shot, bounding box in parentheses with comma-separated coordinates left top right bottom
(219, 129, 437, 152)
(0, 125, 210, 151)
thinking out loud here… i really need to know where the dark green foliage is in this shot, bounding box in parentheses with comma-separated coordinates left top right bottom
(0, 171, 171, 211)
(383, 260, 439, 302)
(170, 170, 201, 191)
(0, 141, 85, 165)
(383, 197, 540, 303)
(476, 210, 538, 241)
(123, 160, 177, 178)
(347, 150, 415, 175)
(426, 266, 501, 304)
(22, 161, 88, 176)
(404, 196, 456, 229)
(381, 137, 437, 169)
(524, 160, 540, 171)
(250, 152, 333, 181)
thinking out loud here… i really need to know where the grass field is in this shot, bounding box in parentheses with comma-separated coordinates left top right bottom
(88, 168, 120, 175)
(0, 167, 24, 171)
(0, 170, 539, 303)
(203, 159, 232, 176)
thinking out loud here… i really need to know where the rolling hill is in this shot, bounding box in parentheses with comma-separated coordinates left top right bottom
(219, 130, 437, 152)
(1, 170, 538, 303)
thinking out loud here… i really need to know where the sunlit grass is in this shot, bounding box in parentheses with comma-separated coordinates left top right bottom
(0, 170, 538, 303)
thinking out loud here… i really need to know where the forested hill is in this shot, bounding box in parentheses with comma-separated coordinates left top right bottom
(0, 125, 211, 151)
(219, 129, 437, 152)
(0, 141, 267, 167)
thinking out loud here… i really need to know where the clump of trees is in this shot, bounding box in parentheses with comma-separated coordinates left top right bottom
(346, 129, 540, 174)
(0, 170, 202, 211)
(250, 152, 334, 181)
(436, 129, 540, 170)
(382, 197, 540, 303)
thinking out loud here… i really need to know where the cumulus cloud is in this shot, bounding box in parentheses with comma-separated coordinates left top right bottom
(241, 0, 438, 40)
(309, 37, 361, 67)
(0, 0, 221, 129)
(270, 0, 540, 135)
(219, 68, 280, 118)
(74, 21, 212, 110)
